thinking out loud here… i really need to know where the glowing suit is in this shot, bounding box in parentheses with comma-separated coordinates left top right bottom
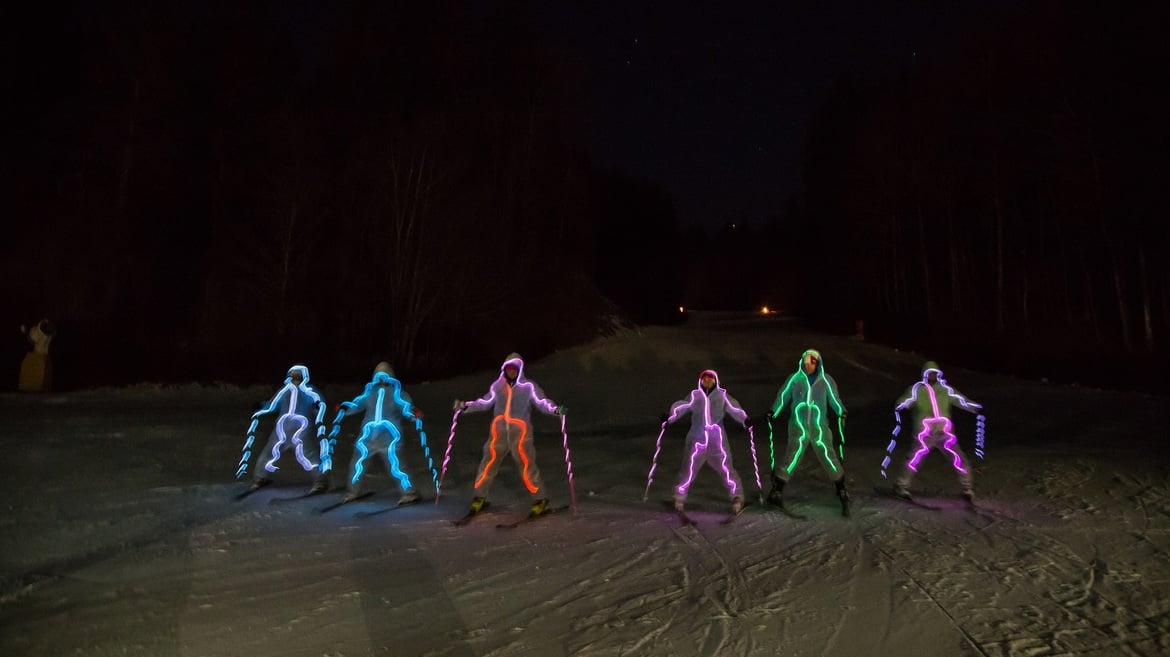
(888, 361, 984, 496)
(238, 364, 328, 487)
(769, 349, 848, 483)
(330, 365, 422, 500)
(459, 354, 563, 502)
(664, 369, 748, 506)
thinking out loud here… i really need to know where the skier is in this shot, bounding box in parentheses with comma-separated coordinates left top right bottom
(888, 361, 984, 504)
(660, 369, 751, 514)
(329, 362, 425, 504)
(453, 353, 565, 518)
(766, 349, 850, 516)
(237, 364, 330, 494)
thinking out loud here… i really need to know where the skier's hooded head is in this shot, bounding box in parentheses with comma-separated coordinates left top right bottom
(921, 361, 942, 384)
(800, 349, 823, 376)
(286, 364, 310, 385)
(698, 369, 719, 392)
(501, 353, 524, 383)
(374, 361, 394, 377)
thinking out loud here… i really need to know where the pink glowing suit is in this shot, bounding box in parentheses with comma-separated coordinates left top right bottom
(460, 355, 562, 499)
(236, 364, 328, 480)
(887, 362, 983, 494)
(665, 369, 748, 501)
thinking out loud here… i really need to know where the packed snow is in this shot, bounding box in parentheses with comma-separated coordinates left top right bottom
(2, 312, 1168, 657)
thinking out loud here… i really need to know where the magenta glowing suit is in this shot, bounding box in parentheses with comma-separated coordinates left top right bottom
(887, 361, 984, 494)
(665, 369, 748, 503)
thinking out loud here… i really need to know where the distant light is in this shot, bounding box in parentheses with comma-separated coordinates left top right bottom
(760, 306, 775, 315)
(679, 306, 686, 313)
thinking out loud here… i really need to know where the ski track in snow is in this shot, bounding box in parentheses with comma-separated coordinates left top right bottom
(3, 317, 1170, 657)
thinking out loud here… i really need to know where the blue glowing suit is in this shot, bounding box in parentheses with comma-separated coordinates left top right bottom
(665, 369, 748, 503)
(888, 361, 984, 495)
(769, 349, 847, 483)
(330, 372, 421, 497)
(460, 354, 562, 500)
(238, 364, 328, 484)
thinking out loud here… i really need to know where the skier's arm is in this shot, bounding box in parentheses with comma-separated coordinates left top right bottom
(825, 375, 847, 418)
(529, 381, 562, 416)
(459, 386, 496, 413)
(666, 392, 697, 423)
(770, 375, 796, 419)
(723, 393, 749, 426)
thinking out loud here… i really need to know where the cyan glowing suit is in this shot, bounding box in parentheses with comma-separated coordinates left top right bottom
(457, 354, 563, 503)
(887, 361, 984, 497)
(237, 364, 329, 488)
(330, 365, 423, 502)
(664, 369, 749, 507)
(769, 349, 848, 483)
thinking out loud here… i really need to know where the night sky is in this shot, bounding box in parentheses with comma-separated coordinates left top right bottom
(532, 2, 1008, 229)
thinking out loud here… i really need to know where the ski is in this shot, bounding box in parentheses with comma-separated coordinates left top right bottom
(872, 485, 941, 511)
(496, 504, 571, 529)
(453, 501, 492, 527)
(769, 504, 808, 520)
(233, 480, 273, 501)
(315, 491, 375, 514)
(676, 510, 697, 526)
(269, 489, 331, 505)
(354, 498, 424, 519)
(719, 501, 749, 525)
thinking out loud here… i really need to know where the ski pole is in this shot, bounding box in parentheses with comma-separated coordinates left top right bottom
(880, 409, 902, 478)
(974, 413, 987, 460)
(643, 420, 669, 502)
(559, 413, 578, 515)
(437, 408, 462, 504)
(746, 425, 763, 504)
(415, 418, 440, 499)
(766, 414, 776, 473)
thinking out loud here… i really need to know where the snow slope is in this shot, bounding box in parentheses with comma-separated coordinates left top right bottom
(2, 312, 1167, 657)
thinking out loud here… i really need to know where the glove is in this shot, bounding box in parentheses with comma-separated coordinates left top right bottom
(743, 416, 754, 429)
(659, 413, 670, 424)
(412, 407, 424, 419)
(555, 406, 567, 416)
(452, 399, 466, 411)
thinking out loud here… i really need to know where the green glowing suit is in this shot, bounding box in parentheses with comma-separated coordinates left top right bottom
(769, 349, 847, 482)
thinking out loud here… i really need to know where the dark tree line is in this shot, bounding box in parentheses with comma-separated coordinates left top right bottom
(1, 1, 682, 389)
(783, 1, 1170, 389)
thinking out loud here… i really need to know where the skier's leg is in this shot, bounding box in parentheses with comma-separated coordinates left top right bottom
(705, 429, 743, 501)
(383, 426, 415, 493)
(508, 420, 543, 497)
(778, 424, 806, 482)
(253, 426, 286, 482)
(809, 423, 844, 480)
(939, 427, 974, 495)
(674, 435, 706, 508)
(472, 416, 509, 500)
(348, 424, 377, 496)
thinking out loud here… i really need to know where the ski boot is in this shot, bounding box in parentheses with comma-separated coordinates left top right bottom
(248, 477, 274, 492)
(398, 488, 421, 506)
(765, 477, 786, 508)
(673, 496, 686, 513)
(530, 498, 551, 516)
(835, 478, 851, 517)
(469, 496, 488, 514)
(731, 496, 745, 515)
(892, 483, 913, 501)
(962, 490, 975, 507)
(307, 475, 330, 495)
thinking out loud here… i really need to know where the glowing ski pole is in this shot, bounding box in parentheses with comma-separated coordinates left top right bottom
(559, 414, 577, 515)
(415, 418, 440, 498)
(746, 425, 763, 503)
(643, 420, 669, 501)
(437, 408, 462, 504)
